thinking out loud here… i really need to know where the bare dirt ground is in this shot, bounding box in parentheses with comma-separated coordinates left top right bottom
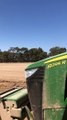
(0, 63, 31, 93)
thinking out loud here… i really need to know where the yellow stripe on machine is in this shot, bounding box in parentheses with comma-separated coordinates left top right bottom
(44, 55, 67, 64)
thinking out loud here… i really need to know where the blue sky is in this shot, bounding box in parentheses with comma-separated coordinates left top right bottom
(0, 0, 67, 52)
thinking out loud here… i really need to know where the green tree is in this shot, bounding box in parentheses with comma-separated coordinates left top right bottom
(49, 47, 66, 56)
(28, 48, 47, 62)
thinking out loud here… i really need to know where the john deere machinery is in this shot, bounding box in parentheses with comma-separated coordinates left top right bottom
(25, 52, 67, 120)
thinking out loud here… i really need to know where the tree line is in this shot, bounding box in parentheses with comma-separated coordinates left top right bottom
(0, 47, 66, 62)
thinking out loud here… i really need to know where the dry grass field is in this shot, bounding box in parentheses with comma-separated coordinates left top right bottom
(0, 63, 32, 93)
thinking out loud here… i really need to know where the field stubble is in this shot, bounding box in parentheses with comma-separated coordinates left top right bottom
(0, 63, 31, 93)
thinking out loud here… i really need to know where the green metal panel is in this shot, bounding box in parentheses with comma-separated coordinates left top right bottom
(26, 52, 67, 70)
(43, 108, 66, 120)
(43, 60, 67, 107)
(4, 89, 28, 108)
(43, 59, 67, 120)
(4, 89, 27, 101)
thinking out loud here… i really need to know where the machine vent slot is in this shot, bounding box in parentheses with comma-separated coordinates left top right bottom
(64, 74, 67, 100)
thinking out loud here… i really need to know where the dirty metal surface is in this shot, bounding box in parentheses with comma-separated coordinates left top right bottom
(43, 59, 67, 120)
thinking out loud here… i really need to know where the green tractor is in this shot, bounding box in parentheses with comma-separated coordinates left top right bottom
(25, 52, 67, 120)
